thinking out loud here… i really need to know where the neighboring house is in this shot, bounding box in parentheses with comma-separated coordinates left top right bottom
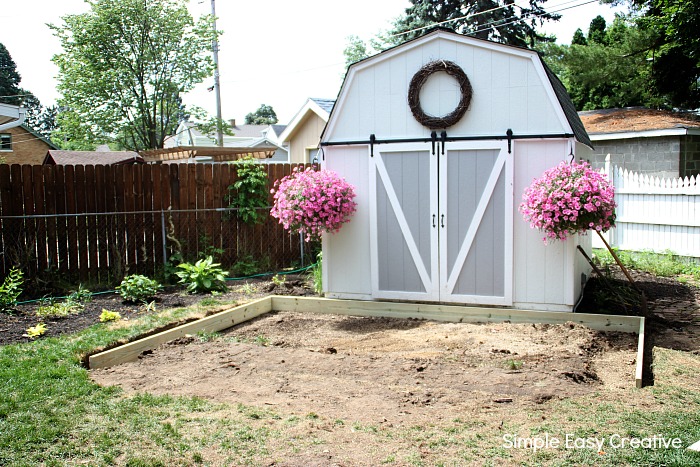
(169, 120, 288, 162)
(1, 125, 59, 165)
(44, 150, 144, 165)
(279, 98, 334, 163)
(579, 108, 700, 178)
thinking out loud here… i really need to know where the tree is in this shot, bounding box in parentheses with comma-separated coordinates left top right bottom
(245, 104, 278, 125)
(571, 28, 587, 46)
(388, 0, 561, 47)
(20, 91, 58, 140)
(50, 0, 217, 150)
(539, 15, 660, 111)
(632, 0, 700, 108)
(587, 15, 608, 44)
(0, 43, 22, 105)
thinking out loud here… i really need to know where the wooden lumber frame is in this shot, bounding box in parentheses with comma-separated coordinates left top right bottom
(88, 296, 646, 387)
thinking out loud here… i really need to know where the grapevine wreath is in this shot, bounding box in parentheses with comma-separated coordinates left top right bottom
(408, 60, 472, 129)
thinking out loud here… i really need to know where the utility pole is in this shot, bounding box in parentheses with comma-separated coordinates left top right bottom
(211, 0, 223, 147)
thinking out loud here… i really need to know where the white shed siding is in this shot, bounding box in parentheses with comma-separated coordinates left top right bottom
(322, 146, 372, 298)
(511, 140, 591, 311)
(326, 35, 569, 143)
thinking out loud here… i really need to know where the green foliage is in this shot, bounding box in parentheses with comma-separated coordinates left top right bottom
(99, 309, 121, 322)
(231, 254, 262, 277)
(175, 256, 228, 294)
(388, 0, 560, 47)
(117, 275, 161, 303)
(68, 284, 92, 303)
(310, 252, 323, 295)
(226, 156, 270, 224)
(271, 274, 285, 287)
(244, 104, 278, 125)
(36, 298, 84, 318)
(50, 0, 218, 150)
(539, 15, 660, 111)
(0, 267, 24, 312)
(23, 323, 47, 339)
(0, 42, 22, 105)
(504, 359, 524, 371)
(593, 248, 700, 280)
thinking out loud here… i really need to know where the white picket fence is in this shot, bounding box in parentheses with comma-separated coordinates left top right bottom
(593, 156, 700, 258)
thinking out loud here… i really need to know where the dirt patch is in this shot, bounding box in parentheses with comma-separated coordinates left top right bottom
(91, 312, 638, 426)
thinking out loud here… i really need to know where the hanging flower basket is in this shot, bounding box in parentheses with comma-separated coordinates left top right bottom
(519, 161, 616, 243)
(271, 167, 357, 242)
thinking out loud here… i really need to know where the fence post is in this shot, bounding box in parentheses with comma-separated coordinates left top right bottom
(604, 153, 616, 248)
(299, 232, 305, 267)
(161, 210, 167, 268)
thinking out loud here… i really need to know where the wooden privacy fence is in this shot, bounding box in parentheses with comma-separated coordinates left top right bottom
(0, 163, 313, 285)
(594, 157, 700, 258)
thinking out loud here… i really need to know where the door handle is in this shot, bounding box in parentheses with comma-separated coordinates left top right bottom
(441, 214, 445, 228)
(432, 214, 436, 228)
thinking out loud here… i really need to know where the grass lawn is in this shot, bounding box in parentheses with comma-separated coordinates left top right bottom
(2, 282, 700, 465)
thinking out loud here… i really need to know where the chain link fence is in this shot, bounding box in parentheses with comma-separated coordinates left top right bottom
(0, 207, 319, 291)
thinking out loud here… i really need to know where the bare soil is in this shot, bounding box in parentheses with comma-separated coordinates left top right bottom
(91, 311, 639, 426)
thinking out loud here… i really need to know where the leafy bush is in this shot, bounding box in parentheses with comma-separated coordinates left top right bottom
(116, 274, 161, 302)
(99, 309, 121, 322)
(36, 299, 84, 318)
(309, 252, 323, 295)
(68, 284, 92, 303)
(226, 156, 270, 224)
(175, 256, 228, 294)
(0, 267, 24, 312)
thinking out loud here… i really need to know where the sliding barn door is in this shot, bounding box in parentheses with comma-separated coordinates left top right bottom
(370, 144, 439, 301)
(439, 141, 513, 305)
(370, 140, 512, 305)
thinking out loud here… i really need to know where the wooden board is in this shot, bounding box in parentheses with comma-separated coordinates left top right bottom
(88, 297, 273, 369)
(89, 296, 646, 389)
(271, 297, 644, 333)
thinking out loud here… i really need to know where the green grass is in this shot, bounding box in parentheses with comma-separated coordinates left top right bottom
(593, 248, 700, 283)
(2, 295, 700, 465)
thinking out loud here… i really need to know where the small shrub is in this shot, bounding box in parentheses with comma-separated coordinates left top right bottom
(175, 256, 228, 294)
(309, 251, 322, 295)
(226, 156, 270, 225)
(68, 284, 92, 303)
(117, 274, 161, 302)
(100, 309, 121, 322)
(505, 359, 524, 371)
(271, 274, 285, 287)
(36, 300, 84, 318)
(140, 301, 158, 314)
(231, 254, 260, 277)
(24, 323, 47, 339)
(0, 267, 24, 312)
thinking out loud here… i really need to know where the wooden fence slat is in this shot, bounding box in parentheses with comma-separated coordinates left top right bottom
(30, 165, 48, 276)
(187, 164, 197, 258)
(0, 165, 12, 275)
(142, 164, 155, 277)
(84, 165, 98, 283)
(74, 165, 89, 283)
(151, 165, 164, 271)
(177, 163, 189, 260)
(63, 166, 79, 282)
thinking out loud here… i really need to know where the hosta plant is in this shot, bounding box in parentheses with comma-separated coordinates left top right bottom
(116, 274, 161, 302)
(99, 309, 121, 322)
(271, 167, 357, 242)
(519, 161, 616, 243)
(175, 256, 228, 294)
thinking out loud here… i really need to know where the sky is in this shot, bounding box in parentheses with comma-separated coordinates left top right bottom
(1, 0, 626, 126)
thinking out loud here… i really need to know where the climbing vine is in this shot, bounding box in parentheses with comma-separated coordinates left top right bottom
(226, 156, 270, 224)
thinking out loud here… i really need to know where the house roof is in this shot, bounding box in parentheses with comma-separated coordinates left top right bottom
(21, 125, 59, 150)
(280, 98, 335, 143)
(269, 124, 287, 137)
(44, 150, 143, 165)
(579, 108, 700, 135)
(541, 62, 593, 148)
(183, 121, 269, 139)
(310, 98, 335, 114)
(139, 146, 277, 163)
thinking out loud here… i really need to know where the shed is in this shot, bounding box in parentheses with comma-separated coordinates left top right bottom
(319, 28, 594, 312)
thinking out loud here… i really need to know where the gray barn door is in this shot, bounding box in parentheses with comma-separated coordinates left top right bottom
(439, 141, 513, 305)
(370, 144, 439, 301)
(370, 141, 512, 305)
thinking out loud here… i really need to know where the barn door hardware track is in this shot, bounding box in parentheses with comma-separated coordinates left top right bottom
(323, 129, 576, 155)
